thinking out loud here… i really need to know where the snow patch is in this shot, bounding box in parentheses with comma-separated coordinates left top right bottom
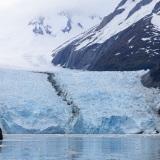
(142, 38, 151, 41)
(129, 45, 134, 49)
(152, 13, 160, 31)
(128, 36, 135, 43)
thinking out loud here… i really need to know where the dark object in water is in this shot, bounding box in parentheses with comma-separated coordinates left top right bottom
(0, 128, 3, 140)
(137, 131, 143, 134)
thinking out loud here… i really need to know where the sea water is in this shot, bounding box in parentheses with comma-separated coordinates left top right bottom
(0, 134, 160, 160)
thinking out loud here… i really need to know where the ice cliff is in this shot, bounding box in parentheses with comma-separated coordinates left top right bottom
(1, 68, 160, 134)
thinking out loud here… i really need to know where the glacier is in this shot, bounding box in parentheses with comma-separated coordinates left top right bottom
(1, 68, 160, 134)
(0, 0, 160, 135)
(0, 69, 70, 134)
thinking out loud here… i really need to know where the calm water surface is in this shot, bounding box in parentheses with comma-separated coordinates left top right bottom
(0, 135, 160, 160)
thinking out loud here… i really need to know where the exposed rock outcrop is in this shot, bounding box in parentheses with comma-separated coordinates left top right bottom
(62, 19, 72, 33)
(0, 128, 3, 140)
(29, 17, 52, 35)
(141, 63, 160, 89)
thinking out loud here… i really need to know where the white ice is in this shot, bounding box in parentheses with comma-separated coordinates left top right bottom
(0, 69, 71, 134)
(1, 67, 160, 134)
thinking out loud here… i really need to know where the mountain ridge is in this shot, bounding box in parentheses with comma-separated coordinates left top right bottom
(52, 0, 160, 71)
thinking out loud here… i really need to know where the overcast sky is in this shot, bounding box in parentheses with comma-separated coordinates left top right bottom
(0, 0, 121, 35)
(0, 0, 121, 18)
(0, 0, 121, 68)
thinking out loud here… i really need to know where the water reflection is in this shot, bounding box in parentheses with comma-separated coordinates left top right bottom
(66, 137, 83, 160)
(0, 136, 160, 159)
(0, 140, 2, 153)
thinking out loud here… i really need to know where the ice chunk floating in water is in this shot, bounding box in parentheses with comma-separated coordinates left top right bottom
(0, 68, 160, 134)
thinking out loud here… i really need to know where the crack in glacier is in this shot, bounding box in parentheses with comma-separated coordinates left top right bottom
(36, 72, 80, 128)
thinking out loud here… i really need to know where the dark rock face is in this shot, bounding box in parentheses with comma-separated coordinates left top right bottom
(44, 25, 52, 35)
(115, 0, 128, 10)
(52, 26, 100, 69)
(0, 128, 3, 140)
(62, 19, 72, 33)
(141, 63, 160, 89)
(92, 15, 160, 71)
(33, 26, 44, 35)
(29, 17, 52, 35)
(150, 63, 160, 82)
(77, 23, 83, 28)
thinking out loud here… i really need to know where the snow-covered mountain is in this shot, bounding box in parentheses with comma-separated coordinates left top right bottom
(1, 0, 160, 135)
(29, 13, 102, 37)
(0, 11, 102, 71)
(52, 0, 160, 71)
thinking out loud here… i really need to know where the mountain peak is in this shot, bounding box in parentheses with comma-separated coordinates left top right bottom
(29, 17, 52, 35)
(52, 0, 160, 71)
(96, 0, 154, 31)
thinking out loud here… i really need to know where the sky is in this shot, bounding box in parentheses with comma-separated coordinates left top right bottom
(0, 0, 120, 18)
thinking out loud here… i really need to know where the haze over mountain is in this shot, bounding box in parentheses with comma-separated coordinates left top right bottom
(0, 0, 119, 71)
(52, 0, 160, 71)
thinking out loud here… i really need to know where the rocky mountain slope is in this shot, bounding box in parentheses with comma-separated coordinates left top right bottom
(52, 0, 160, 71)
(142, 62, 160, 88)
